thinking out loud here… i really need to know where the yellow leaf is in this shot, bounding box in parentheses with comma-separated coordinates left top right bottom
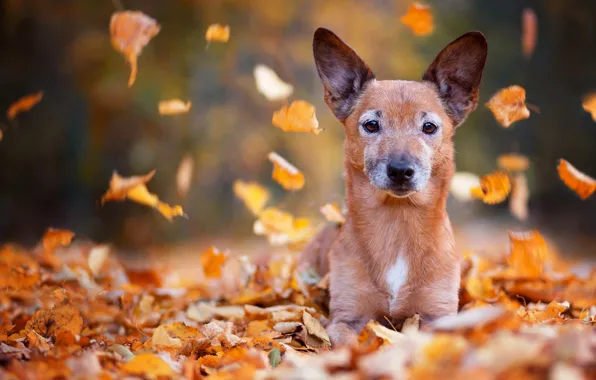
(465, 276, 499, 302)
(158, 99, 191, 115)
(400, 3, 434, 36)
(254, 64, 294, 101)
(205, 24, 230, 42)
(272, 100, 321, 135)
(581, 92, 596, 121)
(110, 11, 160, 87)
(557, 158, 596, 200)
(485, 85, 531, 127)
(268, 152, 305, 191)
(471, 171, 511, 204)
(254, 208, 314, 246)
(200, 246, 229, 279)
(121, 353, 174, 379)
(320, 203, 346, 224)
(497, 153, 530, 172)
(233, 180, 270, 215)
(7, 91, 43, 120)
(508, 230, 548, 278)
(152, 322, 202, 348)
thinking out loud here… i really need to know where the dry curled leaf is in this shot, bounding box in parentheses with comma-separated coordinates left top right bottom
(508, 230, 548, 278)
(7, 91, 43, 120)
(176, 154, 194, 198)
(254, 64, 294, 101)
(521, 8, 538, 59)
(485, 85, 531, 128)
(268, 152, 305, 191)
(272, 100, 321, 135)
(497, 153, 530, 172)
(400, 3, 433, 36)
(320, 203, 346, 224)
(121, 352, 175, 379)
(25, 303, 83, 338)
(509, 173, 529, 221)
(205, 24, 230, 42)
(557, 159, 596, 200)
(471, 171, 511, 204)
(110, 11, 160, 87)
(158, 99, 192, 115)
(101, 170, 185, 221)
(233, 180, 270, 216)
(581, 93, 596, 121)
(450, 172, 481, 202)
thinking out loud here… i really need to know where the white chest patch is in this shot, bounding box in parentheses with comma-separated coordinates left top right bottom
(386, 255, 408, 298)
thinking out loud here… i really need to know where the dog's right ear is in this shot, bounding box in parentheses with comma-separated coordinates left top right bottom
(313, 28, 375, 122)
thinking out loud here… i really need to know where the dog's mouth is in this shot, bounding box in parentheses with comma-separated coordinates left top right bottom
(387, 188, 416, 198)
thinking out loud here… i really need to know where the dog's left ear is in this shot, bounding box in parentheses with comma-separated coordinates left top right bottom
(423, 31, 487, 127)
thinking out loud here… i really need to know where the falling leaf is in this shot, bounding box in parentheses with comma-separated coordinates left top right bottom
(581, 93, 596, 121)
(450, 172, 481, 202)
(557, 159, 596, 200)
(176, 154, 194, 198)
(497, 153, 530, 172)
(200, 246, 229, 279)
(254, 64, 294, 101)
(508, 230, 548, 278)
(205, 24, 230, 42)
(471, 171, 511, 204)
(25, 303, 83, 338)
(253, 208, 314, 246)
(158, 99, 192, 115)
(101, 170, 186, 221)
(7, 91, 43, 120)
(400, 3, 433, 36)
(121, 352, 175, 379)
(268, 152, 305, 191)
(320, 203, 346, 224)
(510, 173, 529, 221)
(485, 85, 531, 128)
(272, 100, 321, 135)
(233, 180, 270, 216)
(110, 11, 160, 87)
(521, 8, 538, 58)
(40, 228, 74, 268)
(88, 245, 110, 277)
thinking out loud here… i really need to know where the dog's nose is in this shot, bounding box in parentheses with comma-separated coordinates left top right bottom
(387, 161, 415, 184)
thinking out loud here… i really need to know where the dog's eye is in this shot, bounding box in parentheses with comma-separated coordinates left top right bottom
(422, 122, 438, 134)
(363, 120, 380, 133)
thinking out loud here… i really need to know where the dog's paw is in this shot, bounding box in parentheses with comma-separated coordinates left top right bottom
(327, 321, 359, 347)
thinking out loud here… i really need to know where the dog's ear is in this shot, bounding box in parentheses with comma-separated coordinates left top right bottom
(423, 31, 487, 127)
(313, 27, 375, 121)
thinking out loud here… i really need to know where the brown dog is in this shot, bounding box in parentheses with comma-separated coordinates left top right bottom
(301, 28, 488, 346)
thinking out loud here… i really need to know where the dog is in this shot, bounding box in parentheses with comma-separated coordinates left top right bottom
(300, 28, 488, 346)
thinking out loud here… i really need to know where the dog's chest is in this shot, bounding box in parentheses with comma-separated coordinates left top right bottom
(385, 254, 409, 301)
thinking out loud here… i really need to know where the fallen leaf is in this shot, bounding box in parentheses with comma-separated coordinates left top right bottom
(509, 173, 529, 221)
(450, 172, 481, 202)
(431, 305, 507, 331)
(302, 311, 330, 347)
(400, 3, 433, 36)
(471, 171, 511, 204)
(254, 64, 294, 101)
(521, 8, 538, 59)
(272, 100, 321, 135)
(497, 153, 530, 172)
(485, 85, 531, 128)
(581, 92, 596, 121)
(465, 276, 500, 302)
(508, 230, 548, 278)
(319, 203, 346, 224)
(110, 11, 160, 87)
(121, 352, 175, 379)
(200, 246, 229, 278)
(268, 347, 281, 367)
(254, 208, 314, 246)
(176, 154, 194, 198)
(25, 303, 83, 338)
(205, 24, 230, 42)
(233, 180, 270, 215)
(402, 314, 420, 333)
(7, 91, 43, 120)
(101, 170, 186, 221)
(158, 99, 192, 115)
(88, 245, 110, 277)
(268, 152, 305, 191)
(557, 159, 596, 200)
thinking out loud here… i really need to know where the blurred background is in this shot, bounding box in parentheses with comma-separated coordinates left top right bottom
(0, 0, 595, 258)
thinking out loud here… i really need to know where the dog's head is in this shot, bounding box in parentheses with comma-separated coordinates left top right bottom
(313, 28, 487, 198)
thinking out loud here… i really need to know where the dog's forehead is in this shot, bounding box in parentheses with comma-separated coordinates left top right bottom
(355, 80, 448, 122)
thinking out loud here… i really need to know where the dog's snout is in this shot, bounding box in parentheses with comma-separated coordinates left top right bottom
(387, 160, 415, 184)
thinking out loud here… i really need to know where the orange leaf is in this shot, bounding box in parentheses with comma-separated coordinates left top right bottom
(521, 8, 538, 59)
(581, 92, 596, 121)
(233, 180, 270, 215)
(320, 203, 346, 224)
(253, 208, 314, 246)
(41, 228, 75, 253)
(400, 3, 433, 36)
(110, 11, 160, 87)
(200, 246, 229, 278)
(485, 85, 531, 127)
(7, 91, 43, 120)
(557, 159, 596, 200)
(497, 153, 530, 172)
(101, 170, 185, 221)
(508, 230, 548, 278)
(272, 100, 321, 135)
(158, 99, 192, 115)
(509, 173, 529, 221)
(205, 24, 230, 42)
(121, 352, 175, 379)
(268, 152, 305, 191)
(25, 302, 83, 338)
(471, 171, 511, 204)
